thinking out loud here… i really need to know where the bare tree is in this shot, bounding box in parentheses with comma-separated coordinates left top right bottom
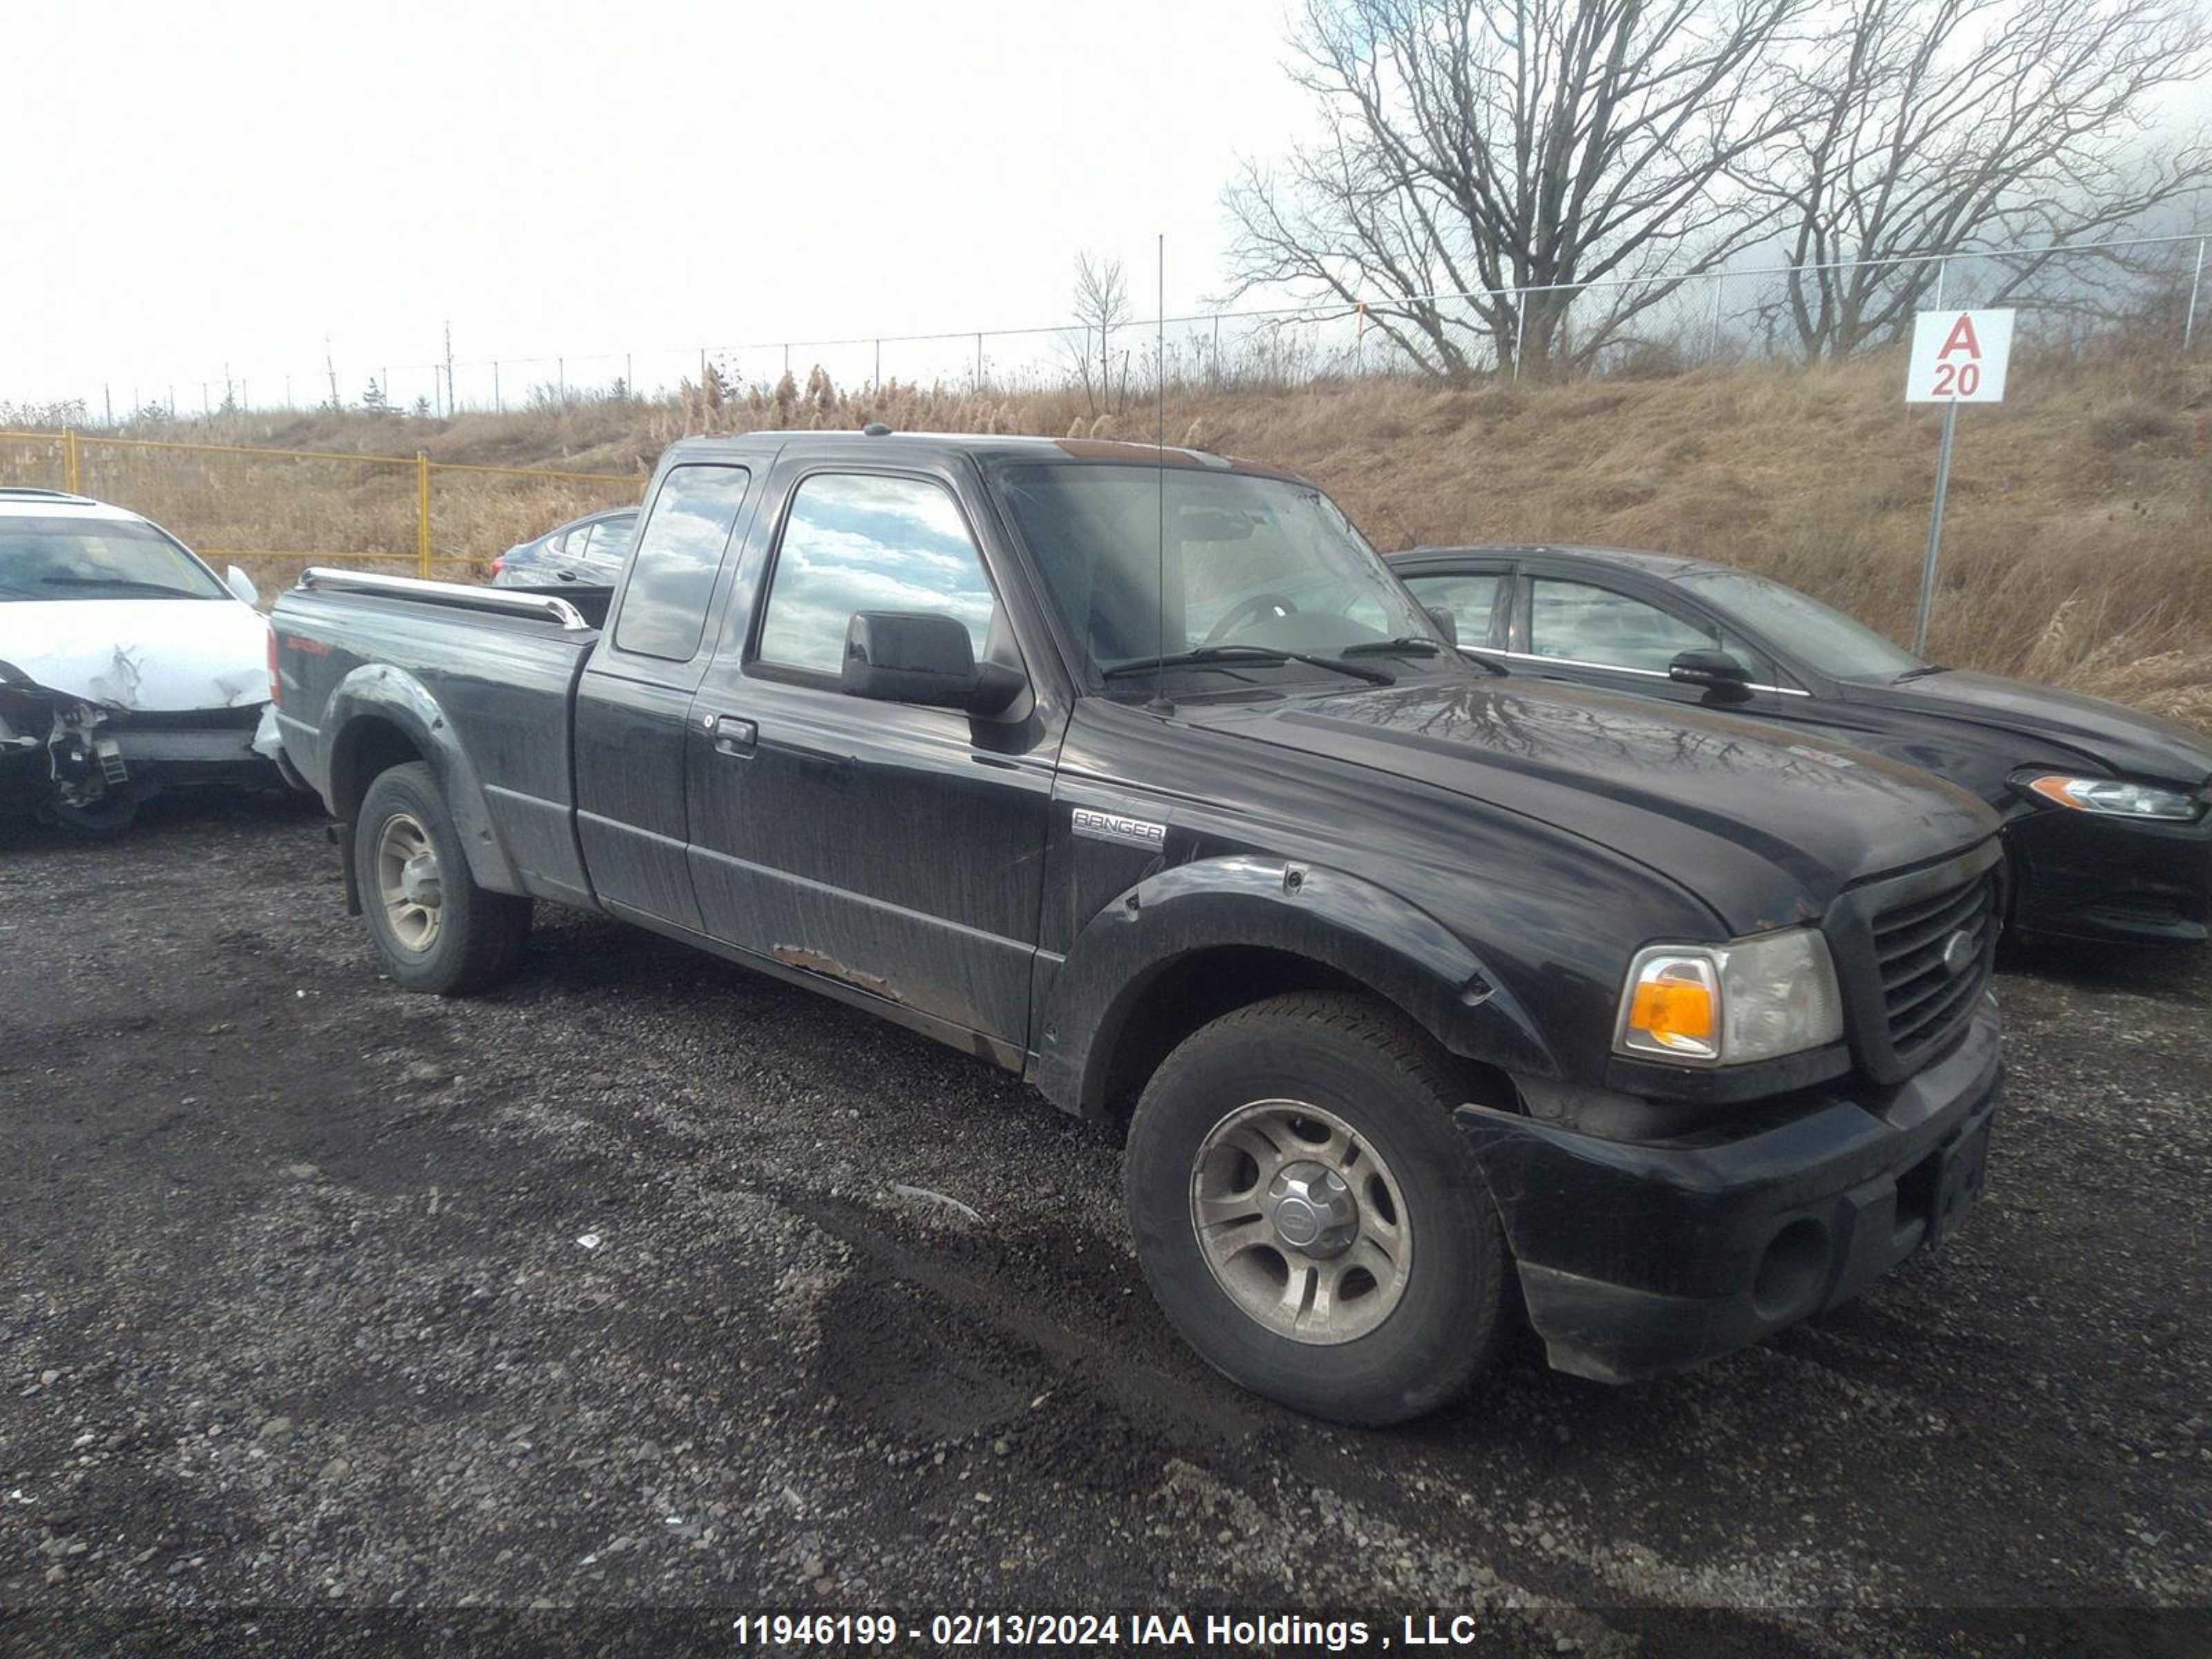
(1752, 0, 2212, 358)
(1066, 253, 1132, 413)
(1224, 0, 1804, 377)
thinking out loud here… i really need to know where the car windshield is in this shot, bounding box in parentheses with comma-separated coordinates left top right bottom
(0, 515, 226, 602)
(1676, 568, 1924, 679)
(997, 463, 1445, 687)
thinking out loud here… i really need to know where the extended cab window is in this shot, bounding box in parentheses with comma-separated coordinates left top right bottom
(613, 467, 751, 659)
(756, 474, 997, 677)
(1528, 577, 1718, 673)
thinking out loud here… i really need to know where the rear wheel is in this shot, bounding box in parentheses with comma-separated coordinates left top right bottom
(1124, 992, 1508, 1425)
(355, 762, 529, 994)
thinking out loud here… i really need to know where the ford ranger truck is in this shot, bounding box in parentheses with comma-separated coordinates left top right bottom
(272, 432, 2005, 1426)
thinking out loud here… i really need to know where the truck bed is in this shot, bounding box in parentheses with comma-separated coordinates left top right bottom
(272, 570, 606, 909)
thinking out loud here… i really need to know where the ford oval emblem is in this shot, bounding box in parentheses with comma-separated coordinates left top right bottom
(1941, 929, 1977, 977)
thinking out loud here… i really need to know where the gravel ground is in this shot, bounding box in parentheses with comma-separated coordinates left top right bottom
(2, 794, 2208, 1658)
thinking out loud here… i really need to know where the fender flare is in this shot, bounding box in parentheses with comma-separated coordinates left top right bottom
(1033, 854, 1558, 1116)
(324, 664, 523, 895)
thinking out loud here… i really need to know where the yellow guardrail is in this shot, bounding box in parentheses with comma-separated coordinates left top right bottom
(0, 427, 638, 579)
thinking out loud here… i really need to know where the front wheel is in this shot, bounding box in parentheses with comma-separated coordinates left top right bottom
(355, 762, 530, 995)
(1124, 992, 1508, 1425)
(48, 794, 139, 837)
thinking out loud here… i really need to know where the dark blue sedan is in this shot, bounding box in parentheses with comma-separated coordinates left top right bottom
(1389, 543, 2212, 949)
(489, 508, 637, 588)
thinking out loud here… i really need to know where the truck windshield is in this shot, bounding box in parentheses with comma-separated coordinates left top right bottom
(0, 516, 227, 602)
(1676, 568, 1924, 680)
(997, 464, 1444, 686)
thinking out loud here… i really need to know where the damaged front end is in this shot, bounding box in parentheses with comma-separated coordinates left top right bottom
(0, 657, 138, 832)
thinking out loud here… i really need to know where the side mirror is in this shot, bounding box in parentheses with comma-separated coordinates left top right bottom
(1669, 647, 1752, 697)
(225, 565, 261, 608)
(1423, 604, 1459, 648)
(841, 611, 1023, 715)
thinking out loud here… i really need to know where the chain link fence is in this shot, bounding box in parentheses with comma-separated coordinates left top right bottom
(23, 236, 2204, 427)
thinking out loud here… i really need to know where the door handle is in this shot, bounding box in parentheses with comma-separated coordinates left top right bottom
(701, 711, 757, 756)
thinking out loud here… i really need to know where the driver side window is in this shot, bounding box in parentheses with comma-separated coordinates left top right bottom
(756, 473, 1000, 677)
(1528, 578, 1718, 674)
(1402, 572, 1502, 646)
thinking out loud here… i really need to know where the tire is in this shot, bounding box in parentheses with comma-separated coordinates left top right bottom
(354, 762, 529, 995)
(1124, 991, 1508, 1426)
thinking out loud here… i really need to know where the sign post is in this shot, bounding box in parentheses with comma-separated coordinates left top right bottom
(1905, 308, 2014, 654)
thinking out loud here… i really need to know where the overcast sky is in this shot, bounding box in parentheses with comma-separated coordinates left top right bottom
(5, 0, 1313, 411)
(10, 1, 2206, 415)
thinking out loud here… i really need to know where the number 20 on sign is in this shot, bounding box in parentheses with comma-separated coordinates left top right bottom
(1905, 308, 2014, 653)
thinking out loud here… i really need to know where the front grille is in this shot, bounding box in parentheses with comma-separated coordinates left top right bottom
(1871, 872, 1997, 1062)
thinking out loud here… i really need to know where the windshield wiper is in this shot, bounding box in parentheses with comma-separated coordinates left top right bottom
(1102, 645, 1396, 686)
(1894, 664, 1950, 682)
(1340, 636, 1443, 658)
(39, 575, 205, 599)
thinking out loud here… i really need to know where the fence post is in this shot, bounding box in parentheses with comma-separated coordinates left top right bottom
(1512, 296, 1528, 381)
(2185, 236, 2206, 353)
(62, 428, 79, 494)
(975, 332, 984, 391)
(416, 452, 431, 578)
(1709, 274, 1726, 364)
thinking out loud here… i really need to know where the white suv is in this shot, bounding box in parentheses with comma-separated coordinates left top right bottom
(0, 487, 285, 833)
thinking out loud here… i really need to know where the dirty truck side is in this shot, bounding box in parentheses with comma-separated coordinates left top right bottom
(273, 433, 2006, 1425)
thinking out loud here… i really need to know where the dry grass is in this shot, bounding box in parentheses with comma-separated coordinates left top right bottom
(4, 341, 2207, 726)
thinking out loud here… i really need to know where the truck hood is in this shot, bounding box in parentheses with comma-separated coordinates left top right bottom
(1194, 678, 1997, 935)
(0, 597, 272, 712)
(1839, 669, 2212, 786)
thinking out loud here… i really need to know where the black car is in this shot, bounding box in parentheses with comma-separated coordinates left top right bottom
(489, 507, 637, 587)
(1389, 544, 2212, 948)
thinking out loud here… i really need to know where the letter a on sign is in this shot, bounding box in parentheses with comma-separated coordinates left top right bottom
(1907, 308, 2013, 404)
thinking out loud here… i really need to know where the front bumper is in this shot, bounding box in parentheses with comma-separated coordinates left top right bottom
(2005, 802, 2212, 946)
(0, 702, 285, 815)
(1458, 1002, 2003, 1384)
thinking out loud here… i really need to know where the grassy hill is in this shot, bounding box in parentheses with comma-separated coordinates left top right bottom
(7, 342, 2206, 724)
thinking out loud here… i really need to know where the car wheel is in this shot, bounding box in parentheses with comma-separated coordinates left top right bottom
(1124, 991, 1508, 1426)
(355, 762, 529, 995)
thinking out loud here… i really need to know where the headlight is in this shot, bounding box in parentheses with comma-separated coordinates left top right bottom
(2018, 772, 2201, 821)
(1616, 927, 1844, 1067)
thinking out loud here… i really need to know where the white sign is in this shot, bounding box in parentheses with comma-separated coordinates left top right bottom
(1906, 308, 2014, 403)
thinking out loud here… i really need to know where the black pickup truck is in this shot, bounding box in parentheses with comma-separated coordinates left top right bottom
(272, 431, 2005, 1425)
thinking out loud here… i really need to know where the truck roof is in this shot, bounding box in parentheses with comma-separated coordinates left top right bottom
(662, 429, 1296, 479)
